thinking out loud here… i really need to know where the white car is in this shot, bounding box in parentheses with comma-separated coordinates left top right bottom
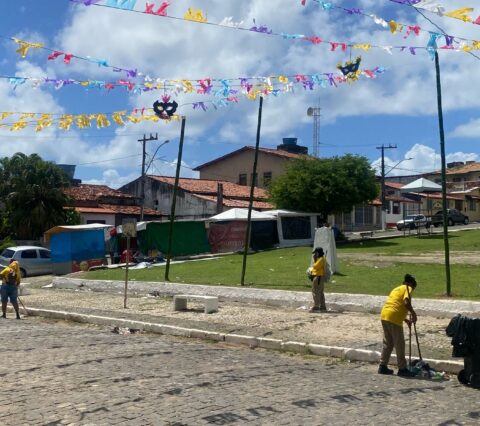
(396, 214, 429, 231)
(0, 246, 52, 277)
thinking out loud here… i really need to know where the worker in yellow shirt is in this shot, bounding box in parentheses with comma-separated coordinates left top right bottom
(1, 259, 21, 319)
(378, 274, 417, 377)
(309, 247, 327, 313)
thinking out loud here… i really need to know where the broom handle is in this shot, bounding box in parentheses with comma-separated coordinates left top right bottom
(405, 285, 422, 360)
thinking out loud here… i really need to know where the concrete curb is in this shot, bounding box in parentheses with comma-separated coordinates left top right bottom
(53, 277, 480, 319)
(19, 306, 463, 375)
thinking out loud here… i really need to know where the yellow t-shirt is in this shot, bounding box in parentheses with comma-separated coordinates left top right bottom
(311, 257, 326, 277)
(381, 284, 413, 326)
(0, 261, 21, 285)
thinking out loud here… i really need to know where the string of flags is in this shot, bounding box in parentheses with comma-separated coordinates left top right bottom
(0, 109, 180, 133)
(301, 0, 480, 26)
(69, 0, 480, 58)
(0, 64, 385, 98)
(298, 1, 480, 56)
(388, 0, 480, 26)
(0, 59, 386, 132)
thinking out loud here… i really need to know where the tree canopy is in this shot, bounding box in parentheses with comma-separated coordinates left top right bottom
(268, 155, 379, 218)
(0, 153, 73, 239)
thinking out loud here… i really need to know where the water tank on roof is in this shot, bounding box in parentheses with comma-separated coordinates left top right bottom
(277, 137, 308, 155)
(57, 164, 76, 179)
(282, 137, 298, 146)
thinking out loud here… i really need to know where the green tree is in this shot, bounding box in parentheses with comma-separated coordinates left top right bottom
(0, 153, 72, 239)
(268, 155, 379, 217)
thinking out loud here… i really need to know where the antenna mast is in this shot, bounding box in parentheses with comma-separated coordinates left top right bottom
(307, 107, 321, 157)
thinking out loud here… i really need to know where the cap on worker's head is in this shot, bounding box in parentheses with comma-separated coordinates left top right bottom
(312, 247, 324, 255)
(9, 259, 16, 265)
(404, 273, 417, 287)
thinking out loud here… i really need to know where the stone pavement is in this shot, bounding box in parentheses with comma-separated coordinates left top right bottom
(2, 317, 480, 425)
(13, 277, 480, 373)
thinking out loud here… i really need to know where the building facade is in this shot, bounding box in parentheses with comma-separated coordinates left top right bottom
(119, 176, 273, 220)
(194, 138, 308, 188)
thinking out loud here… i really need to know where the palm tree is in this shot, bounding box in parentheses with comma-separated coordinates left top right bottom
(0, 153, 71, 239)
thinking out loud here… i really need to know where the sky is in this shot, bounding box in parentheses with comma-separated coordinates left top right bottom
(0, 0, 479, 188)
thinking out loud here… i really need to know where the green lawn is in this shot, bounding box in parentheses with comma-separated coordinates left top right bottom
(79, 229, 480, 300)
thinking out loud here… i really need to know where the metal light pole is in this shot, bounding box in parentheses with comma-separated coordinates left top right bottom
(241, 96, 263, 286)
(165, 117, 186, 282)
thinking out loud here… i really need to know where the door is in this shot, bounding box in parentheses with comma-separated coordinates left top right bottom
(37, 249, 52, 274)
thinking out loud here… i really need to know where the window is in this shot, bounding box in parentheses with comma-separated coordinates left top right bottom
(453, 177, 462, 182)
(39, 250, 51, 259)
(281, 216, 311, 240)
(87, 220, 106, 224)
(392, 202, 400, 215)
(21, 250, 37, 259)
(468, 198, 476, 211)
(263, 172, 272, 187)
(238, 173, 247, 186)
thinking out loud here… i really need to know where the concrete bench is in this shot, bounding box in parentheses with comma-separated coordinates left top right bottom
(359, 231, 374, 239)
(173, 294, 219, 314)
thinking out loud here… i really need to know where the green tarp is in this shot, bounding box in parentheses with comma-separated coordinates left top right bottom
(137, 221, 210, 256)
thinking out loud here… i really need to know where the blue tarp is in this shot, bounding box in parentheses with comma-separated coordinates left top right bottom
(51, 229, 105, 263)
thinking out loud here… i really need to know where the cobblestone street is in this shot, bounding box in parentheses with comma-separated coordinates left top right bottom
(1, 317, 480, 425)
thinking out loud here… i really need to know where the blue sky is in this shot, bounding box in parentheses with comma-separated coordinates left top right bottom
(1, 0, 479, 187)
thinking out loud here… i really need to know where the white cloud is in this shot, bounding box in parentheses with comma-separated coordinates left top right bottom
(372, 143, 480, 176)
(449, 118, 480, 138)
(1, 0, 480, 186)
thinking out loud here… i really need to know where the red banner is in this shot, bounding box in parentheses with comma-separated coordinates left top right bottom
(208, 221, 247, 253)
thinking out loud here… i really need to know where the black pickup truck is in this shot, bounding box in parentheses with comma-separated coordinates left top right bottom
(430, 209, 469, 227)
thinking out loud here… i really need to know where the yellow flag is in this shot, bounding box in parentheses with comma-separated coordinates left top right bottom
(112, 111, 126, 126)
(59, 115, 74, 131)
(95, 114, 110, 128)
(445, 8, 474, 22)
(35, 114, 53, 132)
(10, 120, 28, 131)
(184, 8, 207, 23)
(13, 38, 44, 58)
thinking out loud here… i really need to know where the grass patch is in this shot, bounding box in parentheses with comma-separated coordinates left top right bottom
(80, 231, 480, 300)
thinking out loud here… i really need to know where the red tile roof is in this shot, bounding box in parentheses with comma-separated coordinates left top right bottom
(148, 176, 268, 199)
(385, 182, 406, 190)
(428, 162, 480, 175)
(65, 184, 135, 201)
(74, 206, 116, 214)
(193, 146, 303, 171)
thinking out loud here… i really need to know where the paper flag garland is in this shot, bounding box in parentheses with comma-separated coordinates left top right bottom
(69, 0, 480, 58)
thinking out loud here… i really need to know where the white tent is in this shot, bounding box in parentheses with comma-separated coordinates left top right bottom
(207, 208, 276, 221)
(313, 226, 339, 274)
(400, 178, 441, 193)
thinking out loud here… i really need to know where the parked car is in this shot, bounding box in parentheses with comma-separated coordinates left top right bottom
(396, 214, 430, 231)
(430, 209, 469, 227)
(0, 246, 52, 277)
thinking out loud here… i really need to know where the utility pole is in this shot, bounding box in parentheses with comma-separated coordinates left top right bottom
(376, 144, 397, 230)
(139, 133, 158, 221)
(435, 50, 451, 296)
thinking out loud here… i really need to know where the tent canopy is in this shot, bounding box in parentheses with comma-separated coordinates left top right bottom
(400, 178, 442, 193)
(44, 223, 113, 243)
(208, 208, 276, 221)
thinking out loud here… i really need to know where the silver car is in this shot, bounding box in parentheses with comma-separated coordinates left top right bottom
(0, 246, 52, 277)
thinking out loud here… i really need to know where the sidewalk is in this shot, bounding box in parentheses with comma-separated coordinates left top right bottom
(15, 276, 478, 374)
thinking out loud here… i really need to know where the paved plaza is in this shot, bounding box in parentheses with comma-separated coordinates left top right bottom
(1, 317, 480, 425)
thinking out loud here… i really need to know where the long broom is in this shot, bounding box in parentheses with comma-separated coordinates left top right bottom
(17, 295, 28, 317)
